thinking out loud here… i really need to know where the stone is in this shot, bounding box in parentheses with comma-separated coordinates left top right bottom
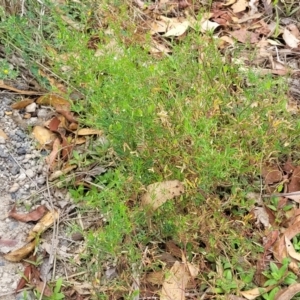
(25, 102, 37, 113)
(9, 182, 20, 193)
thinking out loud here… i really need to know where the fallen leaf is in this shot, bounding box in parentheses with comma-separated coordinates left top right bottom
(288, 166, 300, 192)
(150, 19, 169, 34)
(164, 21, 190, 37)
(72, 137, 86, 145)
(48, 165, 77, 181)
(48, 116, 61, 132)
(0, 128, 8, 140)
(253, 206, 271, 228)
(4, 241, 36, 262)
(262, 165, 282, 185)
(36, 94, 71, 110)
(283, 28, 300, 48)
(240, 287, 266, 299)
(230, 28, 260, 43)
(190, 17, 220, 33)
(146, 271, 164, 285)
(27, 210, 59, 242)
(279, 192, 300, 203)
(46, 137, 61, 170)
(274, 283, 300, 300)
(232, 0, 248, 13)
(16, 265, 31, 292)
(60, 134, 73, 160)
(32, 126, 57, 149)
(56, 109, 78, 123)
(77, 128, 103, 136)
(285, 235, 300, 262)
(11, 99, 34, 109)
(9, 205, 48, 222)
(69, 122, 78, 131)
(141, 180, 184, 211)
(161, 261, 189, 300)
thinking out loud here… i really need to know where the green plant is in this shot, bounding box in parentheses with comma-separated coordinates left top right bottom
(36, 278, 65, 300)
(260, 258, 297, 300)
(0, 58, 18, 79)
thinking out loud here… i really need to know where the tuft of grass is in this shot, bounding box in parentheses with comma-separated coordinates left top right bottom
(2, 1, 300, 298)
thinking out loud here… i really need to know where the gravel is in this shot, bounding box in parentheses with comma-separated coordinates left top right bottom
(0, 95, 48, 299)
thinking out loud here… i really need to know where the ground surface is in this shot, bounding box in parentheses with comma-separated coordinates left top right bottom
(1, 0, 300, 299)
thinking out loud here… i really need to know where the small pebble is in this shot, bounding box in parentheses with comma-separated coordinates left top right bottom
(25, 169, 35, 178)
(25, 102, 37, 113)
(9, 182, 20, 193)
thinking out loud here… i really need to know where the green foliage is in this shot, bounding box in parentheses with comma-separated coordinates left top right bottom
(260, 258, 297, 300)
(35, 278, 65, 300)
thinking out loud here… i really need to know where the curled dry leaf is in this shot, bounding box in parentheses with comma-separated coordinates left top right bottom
(46, 137, 61, 170)
(77, 128, 103, 136)
(4, 240, 36, 262)
(32, 126, 57, 149)
(11, 99, 34, 109)
(9, 205, 48, 222)
(141, 180, 184, 211)
(56, 109, 78, 123)
(36, 94, 71, 110)
(164, 20, 190, 37)
(285, 236, 300, 262)
(27, 210, 59, 242)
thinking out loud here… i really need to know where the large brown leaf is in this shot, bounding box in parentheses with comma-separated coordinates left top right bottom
(9, 205, 48, 222)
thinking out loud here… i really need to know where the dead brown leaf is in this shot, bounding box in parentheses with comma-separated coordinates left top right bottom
(282, 28, 300, 48)
(4, 241, 36, 262)
(160, 261, 190, 300)
(141, 180, 184, 211)
(16, 265, 31, 292)
(230, 28, 260, 43)
(27, 210, 59, 242)
(46, 137, 61, 170)
(32, 126, 57, 149)
(11, 99, 34, 109)
(9, 205, 48, 222)
(231, 0, 248, 13)
(288, 166, 300, 192)
(262, 165, 282, 185)
(0, 128, 8, 140)
(37, 94, 71, 110)
(56, 109, 78, 123)
(77, 128, 103, 136)
(146, 271, 164, 285)
(274, 283, 300, 300)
